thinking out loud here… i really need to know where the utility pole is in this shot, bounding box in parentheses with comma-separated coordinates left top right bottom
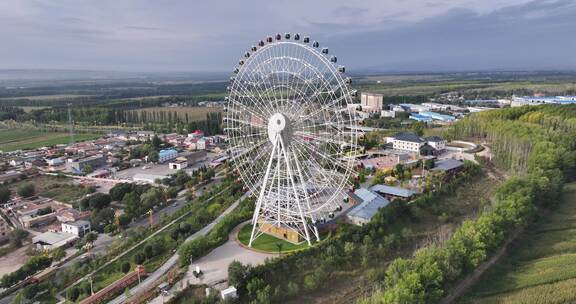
(68, 103, 74, 146)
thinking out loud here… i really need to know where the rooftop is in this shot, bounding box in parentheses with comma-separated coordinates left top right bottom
(32, 231, 78, 245)
(370, 184, 415, 198)
(64, 220, 90, 227)
(433, 159, 464, 172)
(393, 132, 424, 143)
(348, 189, 390, 220)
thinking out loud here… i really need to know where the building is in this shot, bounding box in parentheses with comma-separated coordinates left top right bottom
(32, 231, 78, 251)
(360, 93, 384, 113)
(424, 136, 446, 151)
(46, 157, 64, 166)
(0, 171, 22, 184)
(386, 132, 446, 155)
(347, 189, 390, 226)
(61, 220, 91, 237)
(221, 286, 238, 300)
(511, 95, 576, 107)
(409, 114, 433, 122)
(380, 110, 396, 118)
(169, 159, 188, 170)
(432, 159, 464, 174)
(400, 103, 429, 113)
(387, 132, 424, 153)
(258, 222, 303, 244)
(188, 130, 205, 139)
(196, 139, 207, 150)
(158, 149, 178, 163)
(68, 154, 106, 173)
(370, 184, 415, 200)
(418, 111, 456, 122)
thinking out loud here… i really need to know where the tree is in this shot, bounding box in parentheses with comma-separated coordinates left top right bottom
(424, 159, 435, 170)
(167, 186, 179, 199)
(228, 261, 248, 287)
(110, 183, 133, 201)
(134, 252, 146, 265)
(67, 287, 80, 301)
(140, 187, 163, 211)
(12, 291, 24, 304)
(22, 284, 39, 300)
(122, 192, 141, 218)
(0, 186, 11, 205)
(303, 274, 318, 290)
(17, 183, 35, 198)
(120, 262, 131, 273)
(52, 247, 66, 261)
(9, 229, 29, 247)
(83, 164, 94, 174)
(84, 232, 98, 243)
(148, 150, 159, 162)
(90, 208, 115, 232)
(88, 193, 111, 210)
(152, 134, 162, 149)
(117, 214, 131, 227)
(411, 121, 425, 136)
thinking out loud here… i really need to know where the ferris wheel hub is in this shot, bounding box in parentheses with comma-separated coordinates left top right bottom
(267, 113, 291, 143)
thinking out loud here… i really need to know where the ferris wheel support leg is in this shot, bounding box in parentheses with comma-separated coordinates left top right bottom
(249, 135, 278, 247)
(293, 152, 321, 242)
(279, 135, 312, 246)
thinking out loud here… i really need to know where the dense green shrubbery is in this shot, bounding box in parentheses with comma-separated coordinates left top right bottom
(179, 197, 255, 265)
(234, 162, 481, 303)
(361, 105, 576, 303)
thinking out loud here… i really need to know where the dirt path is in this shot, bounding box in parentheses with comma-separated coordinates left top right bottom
(0, 245, 30, 277)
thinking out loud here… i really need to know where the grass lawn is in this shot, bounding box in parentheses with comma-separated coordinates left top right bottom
(0, 129, 99, 152)
(463, 182, 576, 304)
(237, 224, 313, 253)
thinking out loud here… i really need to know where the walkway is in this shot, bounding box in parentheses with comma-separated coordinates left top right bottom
(148, 222, 272, 304)
(108, 190, 252, 304)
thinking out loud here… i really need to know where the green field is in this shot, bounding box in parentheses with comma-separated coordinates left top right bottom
(237, 224, 312, 253)
(0, 129, 99, 151)
(464, 182, 576, 304)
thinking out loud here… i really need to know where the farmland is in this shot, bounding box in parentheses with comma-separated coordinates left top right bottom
(0, 129, 99, 152)
(463, 182, 576, 304)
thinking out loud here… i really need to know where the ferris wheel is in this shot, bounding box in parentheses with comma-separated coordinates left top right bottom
(225, 33, 359, 246)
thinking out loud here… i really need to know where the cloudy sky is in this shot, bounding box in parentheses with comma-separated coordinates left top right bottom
(0, 0, 575, 73)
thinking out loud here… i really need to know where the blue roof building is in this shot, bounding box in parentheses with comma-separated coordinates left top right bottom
(347, 189, 390, 226)
(410, 114, 433, 122)
(419, 111, 456, 122)
(158, 149, 178, 163)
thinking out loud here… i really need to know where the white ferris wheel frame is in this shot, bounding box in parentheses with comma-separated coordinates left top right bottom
(225, 35, 359, 246)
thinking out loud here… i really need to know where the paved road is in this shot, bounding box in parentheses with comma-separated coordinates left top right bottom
(108, 190, 251, 304)
(148, 222, 272, 304)
(59, 185, 231, 299)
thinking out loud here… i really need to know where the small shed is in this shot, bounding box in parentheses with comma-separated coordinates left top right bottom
(221, 286, 238, 300)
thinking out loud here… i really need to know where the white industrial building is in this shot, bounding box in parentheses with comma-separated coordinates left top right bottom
(61, 220, 91, 237)
(386, 132, 446, 154)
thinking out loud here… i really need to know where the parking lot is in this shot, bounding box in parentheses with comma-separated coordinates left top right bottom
(115, 151, 219, 181)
